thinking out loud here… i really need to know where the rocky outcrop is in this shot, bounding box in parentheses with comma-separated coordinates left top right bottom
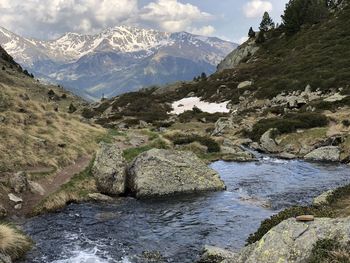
(218, 39, 259, 71)
(127, 149, 226, 198)
(212, 117, 236, 136)
(260, 128, 281, 153)
(8, 193, 22, 204)
(237, 81, 253, 89)
(9, 171, 28, 193)
(88, 193, 114, 202)
(227, 217, 350, 263)
(323, 93, 347, 102)
(92, 143, 127, 196)
(221, 139, 256, 162)
(28, 181, 45, 196)
(312, 190, 334, 206)
(304, 146, 341, 162)
(197, 245, 236, 263)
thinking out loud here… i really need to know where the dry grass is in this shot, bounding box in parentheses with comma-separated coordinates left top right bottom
(0, 81, 106, 173)
(0, 224, 31, 260)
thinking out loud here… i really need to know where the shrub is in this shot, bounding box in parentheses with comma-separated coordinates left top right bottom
(47, 89, 55, 97)
(123, 118, 140, 127)
(247, 206, 333, 245)
(68, 103, 77, 113)
(250, 112, 328, 141)
(81, 108, 96, 119)
(342, 120, 350, 127)
(169, 134, 220, 153)
(178, 110, 227, 123)
(308, 239, 350, 263)
(326, 184, 350, 204)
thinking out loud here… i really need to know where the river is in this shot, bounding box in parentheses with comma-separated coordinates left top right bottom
(21, 156, 350, 263)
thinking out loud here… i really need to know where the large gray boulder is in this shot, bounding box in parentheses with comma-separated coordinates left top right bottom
(92, 143, 127, 196)
(304, 146, 341, 162)
(226, 217, 350, 263)
(260, 128, 281, 153)
(127, 149, 226, 198)
(212, 117, 236, 136)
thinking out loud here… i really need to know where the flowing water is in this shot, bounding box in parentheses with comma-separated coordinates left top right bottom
(21, 156, 350, 263)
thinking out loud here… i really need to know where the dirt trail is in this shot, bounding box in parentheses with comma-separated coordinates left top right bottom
(11, 156, 92, 218)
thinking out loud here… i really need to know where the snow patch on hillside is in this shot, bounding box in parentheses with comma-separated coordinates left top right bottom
(171, 97, 230, 114)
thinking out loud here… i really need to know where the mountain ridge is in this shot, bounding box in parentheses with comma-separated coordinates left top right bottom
(0, 26, 237, 99)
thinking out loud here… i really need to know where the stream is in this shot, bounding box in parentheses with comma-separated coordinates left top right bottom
(21, 156, 350, 263)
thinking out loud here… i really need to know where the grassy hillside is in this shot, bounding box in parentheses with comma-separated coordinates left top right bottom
(0, 46, 105, 173)
(85, 3, 350, 127)
(235, 3, 350, 99)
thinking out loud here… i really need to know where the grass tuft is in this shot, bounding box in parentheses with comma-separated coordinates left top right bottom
(0, 224, 32, 260)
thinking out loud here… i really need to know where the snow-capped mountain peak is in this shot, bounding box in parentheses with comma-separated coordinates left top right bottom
(0, 25, 237, 99)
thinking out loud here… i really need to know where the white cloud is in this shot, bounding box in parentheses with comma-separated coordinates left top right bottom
(243, 0, 273, 18)
(140, 0, 213, 33)
(0, 0, 217, 39)
(189, 25, 215, 36)
(0, 0, 138, 39)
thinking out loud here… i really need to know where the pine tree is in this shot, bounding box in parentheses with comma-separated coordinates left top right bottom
(282, 0, 329, 34)
(248, 27, 256, 38)
(201, 72, 207, 80)
(68, 103, 77, 113)
(259, 12, 275, 32)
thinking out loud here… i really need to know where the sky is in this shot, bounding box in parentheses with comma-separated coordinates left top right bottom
(0, 0, 289, 44)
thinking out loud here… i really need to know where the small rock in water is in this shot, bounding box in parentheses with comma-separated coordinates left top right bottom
(296, 215, 314, 222)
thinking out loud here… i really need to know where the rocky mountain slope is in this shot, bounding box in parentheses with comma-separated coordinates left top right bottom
(0, 26, 237, 100)
(78, 1, 350, 178)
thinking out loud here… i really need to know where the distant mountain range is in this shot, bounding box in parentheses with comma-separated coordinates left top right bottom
(0, 26, 237, 100)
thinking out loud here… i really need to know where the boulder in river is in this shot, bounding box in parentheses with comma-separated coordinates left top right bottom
(304, 146, 341, 162)
(92, 143, 127, 196)
(127, 149, 226, 198)
(228, 217, 350, 263)
(260, 128, 281, 153)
